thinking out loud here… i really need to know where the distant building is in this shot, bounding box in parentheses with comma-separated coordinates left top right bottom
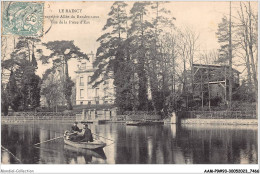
(75, 53, 115, 105)
(192, 64, 240, 104)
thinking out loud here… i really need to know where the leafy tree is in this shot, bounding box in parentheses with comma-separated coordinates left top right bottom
(93, 2, 177, 114)
(63, 76, 74, 110)
(31, 52, 38, 68)
(216, 16, 230, 64)
(237, 2, 258, 102)
(128, 2, 152, 111)
(6, 70, 21, 111)
(233, 80, 256, 102)
(216, 3, 233, 110)
(42, 40, 88, 110)
(15, 59, 41, 110)
(12, 37, 41, 63)
(28, 74, 41, 109)
(1, 87, 9, 116)
(148, 2, 176, 113)
(2, 36, 42, 111)
(92, 2, 134, 112)
(216, 2, 258, 108)
(41, 73, 64, 110)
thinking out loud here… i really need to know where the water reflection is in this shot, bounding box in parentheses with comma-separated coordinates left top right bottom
(2, 151, 11, 164)
(64, 145, 106, 164)
(179, 124, 258, 164)
(1, 122, 258, 164)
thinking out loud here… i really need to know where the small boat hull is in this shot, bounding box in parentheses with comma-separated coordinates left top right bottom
(126, 120, 164, 126)
(64, 144, 107, 159)
(63, 131, 106, 150)
(64, 138, 106, 150)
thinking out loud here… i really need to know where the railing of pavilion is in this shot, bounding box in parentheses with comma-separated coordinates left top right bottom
(178, 110, 257, 119)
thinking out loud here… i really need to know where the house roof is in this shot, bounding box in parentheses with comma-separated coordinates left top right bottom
(193, 64, 241, 74)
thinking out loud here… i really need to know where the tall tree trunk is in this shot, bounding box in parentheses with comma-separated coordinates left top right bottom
(126, 17, 136, 111)
(207, 67, 211, 110)
(200, 70, 204, 110)
(149, 63, 158, 113)
(239, 2, 252, 87)
(228, 2, 233, 110)
(189, 42, 194, 99)
(244, 34, 252, 86)
(171, 35, 176, 111)
(247, 2, 258, 101)
(27, 40, 31, 62)
(149, 2, 159, 113)
(64, 58, 73, 110)
(183, 58, 187, 109)
(138, 11, 148, 111)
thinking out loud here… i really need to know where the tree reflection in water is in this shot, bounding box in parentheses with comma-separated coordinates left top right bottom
(1, 123, 258, 164)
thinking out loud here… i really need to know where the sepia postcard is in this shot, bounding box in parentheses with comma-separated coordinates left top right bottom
(1, 1, 259, 173)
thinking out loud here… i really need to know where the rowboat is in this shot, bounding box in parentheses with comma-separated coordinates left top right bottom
(64, 131, 106, 150)
(64, 144, 107, 160)
(126, 120, 164, 126)
(126, 121, 142, 126)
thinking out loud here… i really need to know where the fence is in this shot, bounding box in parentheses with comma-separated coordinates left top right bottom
(2, 112, 76, 122)
(78, 110, 162, 121)
(179, 110, 257, 119)
(7, 111, 77, 117)
(78, 109, 117, 122)
(124, 111, 161, 121)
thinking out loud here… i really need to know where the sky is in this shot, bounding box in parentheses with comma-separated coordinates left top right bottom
(30, 1, 257, 79)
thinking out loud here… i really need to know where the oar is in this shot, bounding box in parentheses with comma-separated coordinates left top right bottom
(34, 132, 77, 146)
(92, 133, 114, 142)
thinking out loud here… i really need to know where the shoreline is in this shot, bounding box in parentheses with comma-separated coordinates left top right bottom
(181, 118, 258, 125)
(1, 116, 258, 125)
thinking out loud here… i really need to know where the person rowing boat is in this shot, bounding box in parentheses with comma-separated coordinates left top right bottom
(71, 122, 81, 133)
(63, 124, 106, 149)
(68, 124, 93, 142)
(79, 124, 93, 142)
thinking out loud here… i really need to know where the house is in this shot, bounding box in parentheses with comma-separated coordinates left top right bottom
(192, 64, 240, 105)
(75, 52, 115, 105)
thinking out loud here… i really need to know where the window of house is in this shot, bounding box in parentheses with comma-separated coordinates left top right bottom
(88, 101, 91, 105)
(104, 80, 108, 85)
(87, 76, 92, 89)
(80, 77, 84, 86)
(88, 76, 92, 83)
(80, 101, 83, 105)
(95, 88, 99, 97)
(80, 89, 84, 98)
(104, 88, 107, 98)
(96, 101, 99, 105)
(81, 62, 86, 69)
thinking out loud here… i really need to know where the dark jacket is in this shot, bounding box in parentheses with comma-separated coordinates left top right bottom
(81, 128, 93, 142)
(71, 125, 80, 132)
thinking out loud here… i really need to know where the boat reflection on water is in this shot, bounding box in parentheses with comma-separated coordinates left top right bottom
(63, 144, 107, 164)
(1, 123, 257, 164)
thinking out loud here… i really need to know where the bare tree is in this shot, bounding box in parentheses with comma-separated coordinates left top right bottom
(237, 2, 258, 102)
(176, 27, 199, 108)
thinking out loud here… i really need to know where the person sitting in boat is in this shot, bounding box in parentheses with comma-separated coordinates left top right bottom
(68, 122, 81, 141)
(71, 122, 80, 133)
(80, 124, 93, 142)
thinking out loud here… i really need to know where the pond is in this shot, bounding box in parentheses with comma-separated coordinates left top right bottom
(1, 122, 258, 164)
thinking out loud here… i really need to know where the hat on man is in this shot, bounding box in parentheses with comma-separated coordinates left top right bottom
(74, 121, 78, 124)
